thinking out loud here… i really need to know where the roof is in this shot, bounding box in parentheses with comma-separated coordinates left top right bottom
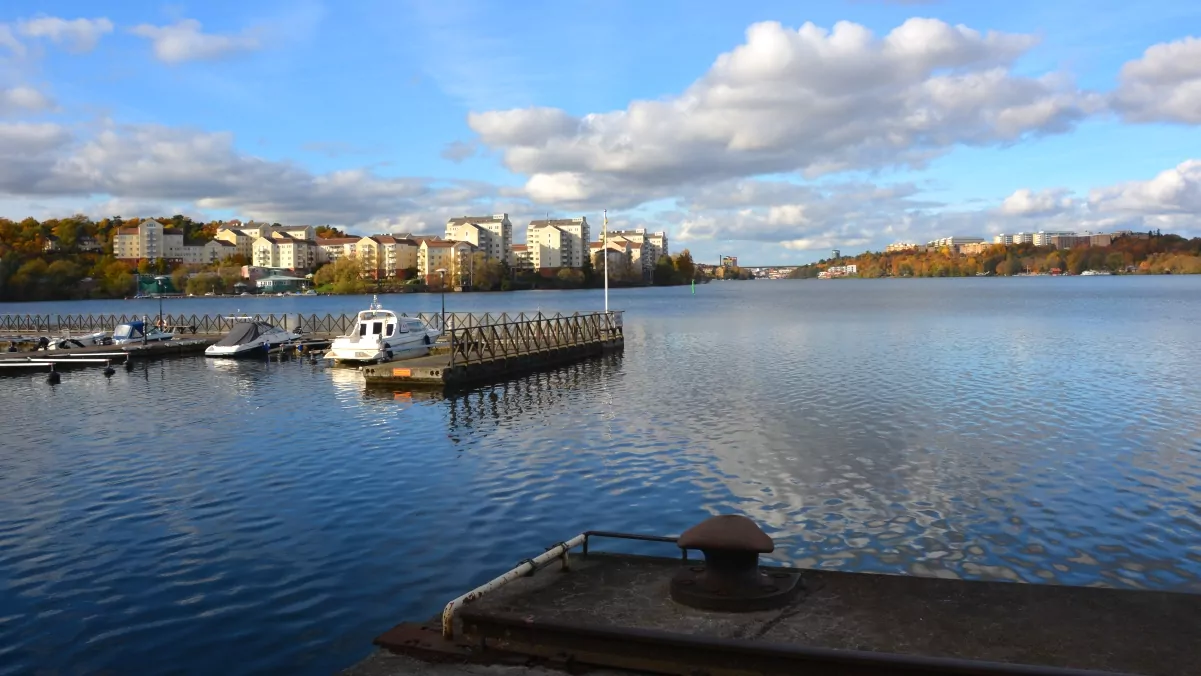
(529, 218, 586, 227)
(409, 235, 442, 243)
(257, 275, 309, 282)
(423, 240, 457, 248)
(213, 240, 236, 247)
(118, 227, 138, 234)
(511, 244, 528, 251)
(316, 237, 359, 245)
(447, 215, 506, 225)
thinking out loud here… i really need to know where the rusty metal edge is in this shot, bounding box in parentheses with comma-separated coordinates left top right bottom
(457, 610, 1132, 676)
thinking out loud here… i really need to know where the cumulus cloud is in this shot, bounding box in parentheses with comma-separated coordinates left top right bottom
(0, 86, 53, 114)
(1112, 36, 1201, 124)
(130, 19, 261, 64)
(998, 188, 1076, 216)
(1088, 160, 1201, 215)
(17, 16, 114, 53)
(0, 122, 505, 228)
(468, 18, 1100, 207)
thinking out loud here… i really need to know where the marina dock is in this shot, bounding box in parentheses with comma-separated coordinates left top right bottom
(360, 311, 624, 389)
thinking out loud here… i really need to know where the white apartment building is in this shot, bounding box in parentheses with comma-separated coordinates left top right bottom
(528, 224, 564, 269)
(927, 236, 986, 248)
(886, 242, 919, 252)
(528, 217, 590, 268)
(1032, 231, 1077, 247)
(445, 214, 512, 265)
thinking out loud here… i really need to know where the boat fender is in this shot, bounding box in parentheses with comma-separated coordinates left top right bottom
(424, 335, 431, 345)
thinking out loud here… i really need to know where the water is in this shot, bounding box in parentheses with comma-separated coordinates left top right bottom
(3, 278, 1201, 674)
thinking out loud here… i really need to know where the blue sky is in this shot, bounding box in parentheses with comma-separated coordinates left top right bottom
(1, 0, 1199, 265)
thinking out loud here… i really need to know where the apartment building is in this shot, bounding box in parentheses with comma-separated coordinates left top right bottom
(885, 242, 919, 253)
(528, 217, 590, 268)
(511, 244, 531, 270)
(590, 241, 631, 273)
(528, 223, 564, 269)
(251, 229, 318, 271)
(445, 214, 512, 264)
(418, 240, 475, 285)
(357, 235, 418, 279)
(214, 224, 268, 258)
(113, 220, 186, 261)
(1032, 231, 1076, 247)
(604, 227, 665, 267)
(316, 237, 359, 263)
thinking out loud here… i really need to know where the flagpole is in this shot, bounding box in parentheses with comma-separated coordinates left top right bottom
(603, 209, 609, 314)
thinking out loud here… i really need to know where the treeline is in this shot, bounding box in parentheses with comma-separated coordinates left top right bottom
(791, 232, 1201, 279)
(0, 214, 347, 301)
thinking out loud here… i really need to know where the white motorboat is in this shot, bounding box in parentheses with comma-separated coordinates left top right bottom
(325, 296, 440, 364)
(111, 320, 175, 345)
(47, 331, 111, 350)
(205, 316, 300, 358)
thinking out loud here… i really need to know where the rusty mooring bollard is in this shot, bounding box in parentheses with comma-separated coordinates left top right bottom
(670, 515, 802, 612)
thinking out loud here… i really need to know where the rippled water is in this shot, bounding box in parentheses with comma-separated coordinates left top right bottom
(3, 278, 1201, 675)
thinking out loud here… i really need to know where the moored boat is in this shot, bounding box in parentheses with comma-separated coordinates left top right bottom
(205, 316, 300, 358)
(324, 296, 440, 364)
(111, 320, 174, 345)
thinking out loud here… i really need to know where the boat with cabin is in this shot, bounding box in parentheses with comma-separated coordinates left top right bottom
(324, 296, 440, 364)
(111, 320, 175, 345)
(205, 316, 300, 358)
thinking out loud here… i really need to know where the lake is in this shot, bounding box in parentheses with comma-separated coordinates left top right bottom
(2, 278, 1201, 675)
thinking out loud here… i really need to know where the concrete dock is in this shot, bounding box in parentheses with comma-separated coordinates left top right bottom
(370, 534, 1201, 675)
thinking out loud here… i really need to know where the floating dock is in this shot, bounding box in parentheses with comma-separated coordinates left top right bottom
(365, 517, 1201, 676)
(360, 312, 624, 389)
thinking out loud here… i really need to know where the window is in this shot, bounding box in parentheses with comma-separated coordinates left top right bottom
(386, 324, 394, 337)
(359, 323, 367, 336)
(372, 322, 382, 335)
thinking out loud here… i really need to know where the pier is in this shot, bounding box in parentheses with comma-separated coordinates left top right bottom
(360, 311, 624, 389)
(1, 311, 624, 385)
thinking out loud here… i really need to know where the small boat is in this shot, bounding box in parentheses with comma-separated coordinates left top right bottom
(205, 316, 300, 358)
(1080, 270, 1113, 276)
(47, 331, 111, 350)
(111, 320, 175, 345)
(325, 296, 440, 364)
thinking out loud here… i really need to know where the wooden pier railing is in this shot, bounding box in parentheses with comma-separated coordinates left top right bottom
(447, 311, 624, 367)
(0, 311, 615, 338)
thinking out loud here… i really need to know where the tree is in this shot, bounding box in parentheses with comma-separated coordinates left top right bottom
(556, 268, 584, 287)
(674, 249, 696, 282)
(653, 255, 676, 285)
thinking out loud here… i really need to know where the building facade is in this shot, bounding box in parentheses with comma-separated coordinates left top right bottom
(528, 217, 590, 268)
(445, 215, 512, 265)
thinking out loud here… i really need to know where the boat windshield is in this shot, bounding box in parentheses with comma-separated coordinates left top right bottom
(113, 324, 139, 339)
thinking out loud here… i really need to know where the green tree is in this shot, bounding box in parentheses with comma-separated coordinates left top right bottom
(653, 254, 677, 285)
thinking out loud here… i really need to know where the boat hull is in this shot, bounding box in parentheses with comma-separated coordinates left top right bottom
(324, 331, 437, 364)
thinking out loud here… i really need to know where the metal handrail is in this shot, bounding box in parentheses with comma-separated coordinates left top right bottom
(440, 529, 678, 639)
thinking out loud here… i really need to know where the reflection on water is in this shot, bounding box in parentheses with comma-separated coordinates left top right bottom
(2, 278, 1201, 675)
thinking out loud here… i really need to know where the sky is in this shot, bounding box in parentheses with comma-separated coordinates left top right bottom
(0, 0, 1199, 265)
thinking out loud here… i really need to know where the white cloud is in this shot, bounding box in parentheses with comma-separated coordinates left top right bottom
(0, 25, 24, 56)
(1112, 36, 1201, 124)
(468, 18, 1099, 208)
(16, 16, 113, 53)
(130, 19, 261, 64)
(0, 86, 52, 114)
(0, 122, 507, 229)
(1088, 160, 1201, 215)
(999, 188, 1076, 216)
